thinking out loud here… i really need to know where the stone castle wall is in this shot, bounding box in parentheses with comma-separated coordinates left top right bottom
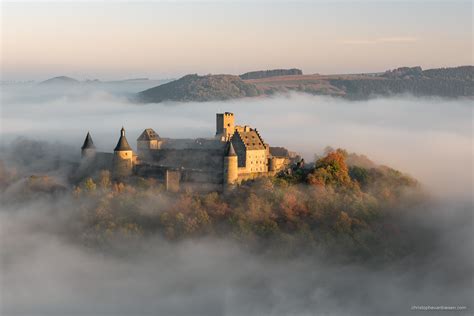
(113, 150, 133, 178)
(244, 149, 268, 173)
(147, 148, 225, 171)
(216, 112, 234, 141)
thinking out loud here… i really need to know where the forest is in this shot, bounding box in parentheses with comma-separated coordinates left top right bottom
(1, 148, 427, 263)
(136, 66, 473, 102)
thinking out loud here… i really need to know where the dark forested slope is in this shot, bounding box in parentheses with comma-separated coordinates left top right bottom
(137, 74, 260, 103)
(137, 66, 473, 103)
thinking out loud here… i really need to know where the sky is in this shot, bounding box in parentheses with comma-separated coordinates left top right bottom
(1, 0, 472, 81)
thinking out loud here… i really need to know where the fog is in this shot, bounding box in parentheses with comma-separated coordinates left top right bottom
(2, 84, 472, 198)
(0, 83, 472, 315)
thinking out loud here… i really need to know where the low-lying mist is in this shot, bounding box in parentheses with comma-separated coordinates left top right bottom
(1, 83, 472, 315)
(1, 84, 472, 197)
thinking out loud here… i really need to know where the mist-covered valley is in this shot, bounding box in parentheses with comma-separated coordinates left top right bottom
(1, 83, 471, 197)
(1, 83, 472, 315)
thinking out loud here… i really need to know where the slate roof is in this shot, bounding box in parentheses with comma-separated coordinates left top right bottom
(114, 127, 132, 151)
(234, 129, 266, 150)
(137, 128, 160, 141)
(81, 132, 96, 150)
(226, 141, 237, 156)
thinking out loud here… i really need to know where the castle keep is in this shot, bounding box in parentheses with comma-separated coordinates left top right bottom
(79, 113, 293, 191)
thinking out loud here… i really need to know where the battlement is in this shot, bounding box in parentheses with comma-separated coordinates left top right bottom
(216, 112, 235, 141)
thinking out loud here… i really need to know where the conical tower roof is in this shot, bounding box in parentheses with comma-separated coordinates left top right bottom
(226, 141, 237, 156)
(81, 132, 96, 150)
(114, 127, 132, 151)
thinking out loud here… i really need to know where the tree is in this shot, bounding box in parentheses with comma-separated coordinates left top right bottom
(98, 170, 111, 189)
(349, 166, 369, 186)
(334, 211, 352, 234)
(307, 149, 352, 187)
(82, 177, 96, 192)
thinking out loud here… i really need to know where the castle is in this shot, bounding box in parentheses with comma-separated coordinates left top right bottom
(79, 113, 294, 191)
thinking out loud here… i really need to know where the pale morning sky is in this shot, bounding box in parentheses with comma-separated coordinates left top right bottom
(1, 0, 472, 81)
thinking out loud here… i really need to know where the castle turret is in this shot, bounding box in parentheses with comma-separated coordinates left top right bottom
(216, 112, 235, 141)
(113, 127, 133, 178)
(81, 132, 96, 159)
(223, 141, 238, 186)
(137, 128, 162, 161)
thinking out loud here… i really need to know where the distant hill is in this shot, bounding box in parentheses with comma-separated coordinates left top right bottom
(249, 66, 474, 100)
(135, 66, 473, 103)
(386, 66, 473, 80)
(137, 74, 261, 103)
(38, 76, 80, 85)
(239, 68, 302, 80)
(328, 66, 474, 99)
(120, 78, 149, 82)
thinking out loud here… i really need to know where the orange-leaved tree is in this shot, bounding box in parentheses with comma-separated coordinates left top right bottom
(307, 149, 352, 188)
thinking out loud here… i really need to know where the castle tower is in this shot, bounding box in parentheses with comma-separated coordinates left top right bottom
(137, 128, 162, 160)
(81, 132, 96, 159)
(113, 127, 133, 178)
(223, 141, 238, 186)
(216, 112, 235, 141)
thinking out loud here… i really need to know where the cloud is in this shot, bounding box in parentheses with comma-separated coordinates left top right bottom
(341, 39, 377, 45)
(342, 36, 417, 45)
(378, 36, 418, 43)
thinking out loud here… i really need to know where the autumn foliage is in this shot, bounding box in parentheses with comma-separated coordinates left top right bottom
(59, 149, 421, 259)
(307, 149, 352, 187)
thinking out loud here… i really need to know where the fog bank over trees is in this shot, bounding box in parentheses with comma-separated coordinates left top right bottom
(0, 83, 472, 315)
(1, 84, 471, 197)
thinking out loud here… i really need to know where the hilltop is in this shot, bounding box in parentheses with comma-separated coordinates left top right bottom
(137, 66, 473, 103)
(38, 76, 80, 85)
(1, 145, 423, 260)
(239, 68, 302, 80)
(137, 74, 261, 103)
(248, 65, 474, 99)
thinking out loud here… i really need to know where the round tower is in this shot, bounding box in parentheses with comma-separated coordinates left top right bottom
(113, 127, 133, 178)
(224, 141, 238, 186)
(81, 132, 96, 160)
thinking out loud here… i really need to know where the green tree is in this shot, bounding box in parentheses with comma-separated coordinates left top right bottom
(82, 177, 96, 192)
(98, 170, 111, 189)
